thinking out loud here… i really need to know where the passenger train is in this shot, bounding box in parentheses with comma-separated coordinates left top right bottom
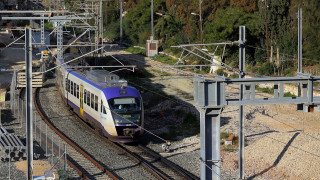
(55, 59, 144, 143)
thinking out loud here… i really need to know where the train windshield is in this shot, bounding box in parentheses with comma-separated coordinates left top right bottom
(108, 97, 141, 112)
(108, 97, 141, 124)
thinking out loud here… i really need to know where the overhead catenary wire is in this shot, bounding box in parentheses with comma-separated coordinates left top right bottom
(246, 45, 320, 64)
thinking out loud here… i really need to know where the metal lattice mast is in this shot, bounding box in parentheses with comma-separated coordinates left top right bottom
(57, 22, 63, 60)
(41, 14, 45, 45)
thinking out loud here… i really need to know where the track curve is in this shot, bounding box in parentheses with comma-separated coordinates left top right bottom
(34, 87, 119, 180)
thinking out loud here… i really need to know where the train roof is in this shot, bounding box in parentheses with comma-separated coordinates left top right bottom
(58, 59, 140, 99)
(72, 69, 128, 88)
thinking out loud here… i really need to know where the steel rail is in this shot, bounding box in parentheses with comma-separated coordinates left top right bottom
(68, 109, 168, 180)
(138, 145, 199, 180)
(69, 104, 198, 180)
(33, 87, 119, 180)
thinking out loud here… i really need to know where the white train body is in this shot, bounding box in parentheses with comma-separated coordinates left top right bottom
(55, 60, 144, 142)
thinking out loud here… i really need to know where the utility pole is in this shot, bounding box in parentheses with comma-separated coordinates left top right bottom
(119, 0, 123, 45)
(25, 28, 33, 180)
(265, 0, 269, 59)
(99, 0, 103, 55)
(199, 0, 203, 44)
(151, 0, 154, 39)
(298, 8, 302, 96)
(238, 26, 246, 180)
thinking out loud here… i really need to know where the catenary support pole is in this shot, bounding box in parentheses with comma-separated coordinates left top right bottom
(151, 0, 154, 38)
(25, 28, 33, 180)
(238, 26, 246, 179)
(64, 144, 67, 171)
(119, 0, 123, 45)
(298, 8, 302, 96)
(99, 0, 103, 55)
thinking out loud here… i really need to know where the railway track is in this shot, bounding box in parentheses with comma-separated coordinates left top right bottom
(34, 87, 119, 180)
(67, 97, 199, 180)
(113, 143, 199, 180)
(35, 78, 199, 179)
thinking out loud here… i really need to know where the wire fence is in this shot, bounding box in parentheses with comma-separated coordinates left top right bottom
(4, 88, 70, 179)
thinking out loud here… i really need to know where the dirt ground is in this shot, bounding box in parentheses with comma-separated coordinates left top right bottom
(125, 52, 320, 180)
(15, 160, 58, 178)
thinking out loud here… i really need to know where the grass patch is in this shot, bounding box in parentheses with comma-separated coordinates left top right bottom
(256, 86, 296, 97)
(124, 47, 146, 56)
(152, 54, 178, 65)
(152, 69, 171, 76)
(284, 92, 296, 97)
(255, 86, 274, 94)
(223, 145, 238, 152)
(221, 132, 230, 139)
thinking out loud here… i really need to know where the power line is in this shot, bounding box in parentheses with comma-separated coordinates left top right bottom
(247, 45, 320, 64)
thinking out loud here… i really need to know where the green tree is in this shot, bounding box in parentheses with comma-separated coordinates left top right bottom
(256, 0, 296, 63)
(154, 14, 186, 48)
(290, 0, 320, 65)
(203, 6, 259, 66)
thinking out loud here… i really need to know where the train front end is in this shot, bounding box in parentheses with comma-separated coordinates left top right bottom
(104, 86, 144, 143)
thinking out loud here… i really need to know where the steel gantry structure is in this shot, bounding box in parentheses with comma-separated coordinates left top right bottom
(193, 17, 311, 180)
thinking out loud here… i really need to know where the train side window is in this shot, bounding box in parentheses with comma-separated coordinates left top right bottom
(91, 93, 94, 109)
(66, 79, 69, 92)
(87, 91, 90, 106)
(84, 89, 87, 104)
(74, 83, 76, 97)
(76, 84, 79, 99)
(94, 95, 98, 111)
(71, 81, 74, 95)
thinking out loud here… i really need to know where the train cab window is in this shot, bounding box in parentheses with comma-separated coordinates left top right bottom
(94, 95, 98, 111)
(71, 81, 74, 95)
(91, 93, 94, 109)
(76, 84, 79, 99)
(101, 100, 107, 114)
(84, 89, 87, 104)
(87, 91, 90, 106)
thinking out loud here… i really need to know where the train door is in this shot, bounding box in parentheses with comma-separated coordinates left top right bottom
(80, 85, 84, 116)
